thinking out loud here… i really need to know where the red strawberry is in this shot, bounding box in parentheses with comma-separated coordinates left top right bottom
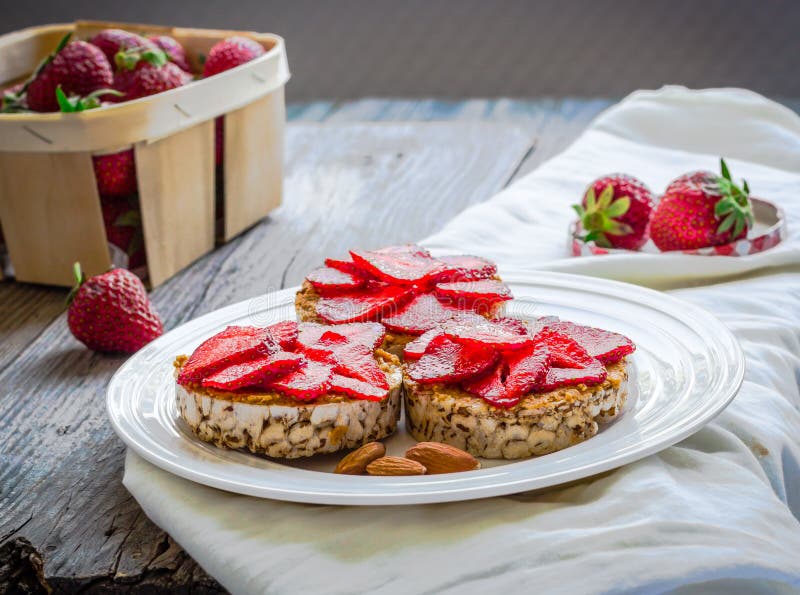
(462, 344, 549, 408)
(381, 293, 473, 335)
(297, 322, 385, 350)
(100, 196, 145, 270)
(403, 328, 444, 360)
(301, 331, 388, 388)
(178, 326, 277, 384)
(350, 248, 447, 286)
(315, 285, 413, 323)
(461, 363, 516, 407)
(443, 317, 533, 351)
(573, 174, 656, 251)
(545, 321, 635, 364)
(539, 361, 607, 391)
(149, 35, 191, 72)
(408, 335, 499, 384)
(650, 159, 754, 251)
(265, 360, 332, 400)
(324, 257, 372, 278)
(201, 352, 304, 390)
(267, 321, 299, 350)
(89, 29, 154, 64)
(202, 36, 266, 77)
(329, 373, 388, 401)
(27, 36, 114, 112)
(113, 47, 191, 101)
(435, 254, 497, 282)
(306, 266, 365, 295)
(67, 263, 163, 353)
(93, 149, 137, 197)
(435, 279, 512, 311)
(534, 328, 596, 368)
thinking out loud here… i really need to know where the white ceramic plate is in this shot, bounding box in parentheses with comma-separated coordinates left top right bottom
(107, 271, 744, 505)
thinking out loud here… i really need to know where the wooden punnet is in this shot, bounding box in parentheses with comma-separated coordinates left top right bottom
(0, 21, 290, 287)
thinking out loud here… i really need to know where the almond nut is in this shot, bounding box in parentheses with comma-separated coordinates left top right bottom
(334, 441, 386, 474)
(366, 456, 427, 476)
(405, 441, 481, 474)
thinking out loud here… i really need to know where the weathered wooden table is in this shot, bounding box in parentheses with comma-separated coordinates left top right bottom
(0, 98, 613, 593)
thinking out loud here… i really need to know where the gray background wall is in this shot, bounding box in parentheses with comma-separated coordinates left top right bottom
(2, 0, 799, 102)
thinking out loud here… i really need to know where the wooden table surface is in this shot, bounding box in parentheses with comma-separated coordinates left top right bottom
(0, 98, 613, 593)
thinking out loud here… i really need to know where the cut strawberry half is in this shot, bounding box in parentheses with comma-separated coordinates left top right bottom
(265, 360, 333, 400)
(201, 352, 304, 390)
(329, 373, 388, 401)
(306, 266, 366, 295)
(381, 293, 471, 335)
(538, 360, 607, 391)
(315, 285, 413, 323)
(403, 328, 444, 360)
(407, 335, 499, 384)
(297, 321, 385, 350)
(302, 331, 389, 389)
(324, 257, 372, 278)
(178, 326, 277, 384)
(443, 317, 533, 351)
(349, 248, 446, 286)
(435, 254, 497, 282)
(544, 321, 635, 364)
(267, 321, 298, 351)
(435, 280, 512, 309)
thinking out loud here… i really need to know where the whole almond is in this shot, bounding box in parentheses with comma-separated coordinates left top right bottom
(405, 442, 481, 474)
(334, 442, 385, 475)
(366, 456, 427, 476)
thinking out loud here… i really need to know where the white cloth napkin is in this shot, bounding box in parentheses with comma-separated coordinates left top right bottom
(124, 87, 800, 594)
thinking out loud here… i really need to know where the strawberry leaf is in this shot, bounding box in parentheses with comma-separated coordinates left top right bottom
(571, 204, 585, 218)
(720, 158, 732, 182)
(585, 187, 597, 211)
(597, 184, 614, 209)
(733, 216, 746, 238)
(717, 213, 735, 234)
(605, 196, 630, 218)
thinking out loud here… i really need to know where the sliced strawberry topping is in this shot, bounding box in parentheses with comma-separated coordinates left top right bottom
(403, 328, 444, 360)
(297, 321, 385, 350)
(350, 248, 446, 285)
(329, 373, 388, 401)
(504, 344, 550, 395)
(443, 317, 533, 350)
(324, 257, 372, 278)
(267, 321, 298, 351)
(178, 326, 277, 384)
(544, 320, 635, 364)
(201, 352, 304, 390)
(435, 254, 497, 282)
(315, 285, 413, 323)
(534, 328, 596, 368)
(408, 335, 499, 384)
(302, 331, 389, 389)
(461, 363, 518, 407)
(493, 317, 530, 335)
(264, 360, 333, 400)
(435, 280, 512, 310)
(539, 360, 607, 391)
(306, 266, 365, 294)
(382, 293, 473, 335)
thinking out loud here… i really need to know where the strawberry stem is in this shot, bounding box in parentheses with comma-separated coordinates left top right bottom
(66, 262, 86, 306)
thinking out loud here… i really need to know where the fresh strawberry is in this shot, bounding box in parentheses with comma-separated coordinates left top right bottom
(650, 159, 754, 251)
(113, 47, 191, 101)
(461, 363, 517, 407)
(407, 335, 499, 384)
(100, 196, 145, 270)
(539, 360, 607, 391)
(381, 293, 472, 335)
(297, 321, 385, 350)
(301, 331, 388, 388)
(403, 328, 444, 360)
(306, 266, 365, 295)
(534, 328, 596, 368)
(435, 279, 512, 311)
(544, 321, 635, 364)
(462, 344, 549, 408)
(350, 247, 447, 286)
(324, 256, 372, 278)
(149, 35, 191, 72)
(203, 36, 265, 77)
(201, 352, 304, 390)
(434, 254, 497, 282)
(329, 373, 388, 401)
(315, 285, 413, 323)
(443, 317, 533, 351)
(89, 29, 154, 64)
(266, 321, 298, 350)
(265, 360, 332, 400)
(178, 326, 277, 384)
(27, 36, 114, 112)
(573, 174, 656, 251)
(93, 149, 137, 197)
(67, 263, 163, 353)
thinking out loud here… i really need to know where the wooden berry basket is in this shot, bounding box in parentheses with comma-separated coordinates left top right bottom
(0, 20, 290, 287)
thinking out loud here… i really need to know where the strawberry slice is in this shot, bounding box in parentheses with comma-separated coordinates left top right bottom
(538, 360, 607, 391)
(462, 362, 521, 408)
(534, 328, 596, 368)
(329, 373, 388, 401)
(443, 317, 533, 351)
(306, 266, 366, 295)
(178, 326, 277, 384)
(315, 285, 413, 323)
(302, 331, 389, 389)
(493, 317, 530, 335)
(435, 254, 497, 282)
(201, 352, 304, 390)
(350, 248, 447, 285)
(504, 344, 550, 395)
(407, 335, 499, 384)
(324, 257, 372, 278)
(265, 360, 333, 400)
(403, 328, 444, 360)
(381, 293, 473, 335)
(297, 321, 385, 350)
(435, 280, 512, 312)
(544, 321, 635, 364)
(267, 321, 298, 351)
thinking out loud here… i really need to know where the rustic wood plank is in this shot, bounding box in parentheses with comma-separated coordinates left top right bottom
(0, 118, 535, 592)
